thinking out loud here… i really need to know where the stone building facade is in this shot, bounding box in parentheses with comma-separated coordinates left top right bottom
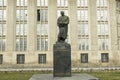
(0, 0, 120, 68)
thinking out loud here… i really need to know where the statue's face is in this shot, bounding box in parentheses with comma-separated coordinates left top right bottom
(61, 11, 64, 16)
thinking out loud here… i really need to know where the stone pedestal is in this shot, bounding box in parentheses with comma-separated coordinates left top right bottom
(29, 74, 99, 80)
(53, 42, 71, 77)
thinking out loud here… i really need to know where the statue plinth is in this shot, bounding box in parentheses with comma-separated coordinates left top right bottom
(53, 42, 71, 77)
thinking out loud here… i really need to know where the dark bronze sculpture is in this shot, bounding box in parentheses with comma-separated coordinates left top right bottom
(57, 11, 69, 42)
(54, 11, 71, 77)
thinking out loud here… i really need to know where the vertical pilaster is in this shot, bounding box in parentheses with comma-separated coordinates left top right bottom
(109, 0, 119, 65)
(68, 0, 78, 51)
(89, 0, 98, 51)
(5, 0, 16, 64)
(109, 0, 117, 51)
(6, 0, 16, 51)
(48, 0, 57, 51)
(28, 0, 37, 52)
(89, 0, 99, 64)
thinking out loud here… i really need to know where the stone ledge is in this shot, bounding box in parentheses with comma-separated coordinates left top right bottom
(29, 74, 99, 80)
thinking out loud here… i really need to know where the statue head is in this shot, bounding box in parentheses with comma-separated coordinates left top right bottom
(60, 11, 64, 16)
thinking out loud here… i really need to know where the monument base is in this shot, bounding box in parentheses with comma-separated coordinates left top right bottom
(53, 42, 71, 77)
(29, 74, 99, 80)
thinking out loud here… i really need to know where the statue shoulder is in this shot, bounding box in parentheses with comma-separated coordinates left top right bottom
(58, 16, 62, 20)
(65, 15, 69, 19)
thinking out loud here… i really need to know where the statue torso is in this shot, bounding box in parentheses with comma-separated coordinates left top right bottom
(58, 16, 69, 25)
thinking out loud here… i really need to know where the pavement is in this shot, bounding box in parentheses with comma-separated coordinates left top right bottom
(29, 74, 99, 80)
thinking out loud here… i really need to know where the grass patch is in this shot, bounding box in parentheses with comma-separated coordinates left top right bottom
(74, 71, 120, 80)
(0, 71, 120, 80)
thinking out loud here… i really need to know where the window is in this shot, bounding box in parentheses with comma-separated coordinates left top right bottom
(17, 54, 25, 64)
(0, 0, 7, 6)
(0, 24, 6, 35)
(16, 0, 27, 51)
(97, 0, 107, 7)
(16, 24, 27, 51)
(97, 24, 109, 35)
(38, 54, 46, 64)
(37, 38, 48, 51)
(37, 24, 48, 51)
(78, 38, 89, 50)
(16, 38, 27, 51)
(101, 53, 109, 63)
(77, 10, 88, 21)
(0, 54, 3, 64)
(77, 0, 89, 51)
(37, 9, 48, 21)
(57, 0, 68, 6)
(81, 53, 88, 63)
(97, 0, 109, 51)
(78, 23, 89, 35)
(98, 39, 109, 50)
(0, 39, 5, 51)
(17, 0, 27, 6)
(37, 1, 48, 51)
(16, 24, 27, 35)
(16, 10, 27, 21)
(0, 0, 6, 52)
(77, 0, 88, 7)
(97, 10, 108, 21)
(37, 24, 48, 35)
(37, 0, 48, 6)
(0, 10, 6, 20)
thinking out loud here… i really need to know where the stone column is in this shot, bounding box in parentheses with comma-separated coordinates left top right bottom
(5, 0, 16, 64)
(48, 0, 57, 51)
(6, 0, 16, 52)
(89, 0, 98, 64)
(109, 0, 119, 66)
(48, 0, 57, 65)
(68, 0, 79, 67)
(68, 0, 78, 52)
(89, 0, 98, 51)
(28, 0, 37, 52)
(109, 0, 117, 51)
(27, 0, 37, 64)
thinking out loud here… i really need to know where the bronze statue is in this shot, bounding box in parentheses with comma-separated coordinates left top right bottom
(57, 11, 69, 42)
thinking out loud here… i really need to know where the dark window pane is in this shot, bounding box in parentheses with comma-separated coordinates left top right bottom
(17, 54, 25, 64)
(81, 53, 88, 63)
(37, 9, 48, 21)
(38, 54, 46, 64)
(0, 55, 3, 64)
(101, 53, 109, 63)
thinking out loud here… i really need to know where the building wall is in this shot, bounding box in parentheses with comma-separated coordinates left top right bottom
(0, 0, 120, 68)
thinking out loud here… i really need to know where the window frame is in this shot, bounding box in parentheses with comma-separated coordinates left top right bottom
(101, 53, 109, 63)
(38, 54, 46, 64)
(81, 53, 88, 63)
(17, 54, 25, 64)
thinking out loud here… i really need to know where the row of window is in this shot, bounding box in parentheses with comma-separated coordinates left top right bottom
(0, 53, 109, 64)
(81, 53, 109, 63)
(0, 38, 109, 51)
(0, 9, 109, 21)
(0, 0, 108, 7)
(0, 0, 110, 52)
(0, 54, 46, 64)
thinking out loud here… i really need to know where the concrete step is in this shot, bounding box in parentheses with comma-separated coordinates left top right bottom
(29, 74, 99, 80)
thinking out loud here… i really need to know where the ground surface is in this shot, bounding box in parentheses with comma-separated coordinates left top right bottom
(0, 71, 120, 80)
